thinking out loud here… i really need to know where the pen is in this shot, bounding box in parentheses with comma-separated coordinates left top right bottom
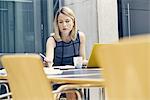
(39, 53, 46, 59)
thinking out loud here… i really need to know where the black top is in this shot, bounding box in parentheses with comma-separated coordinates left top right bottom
(52, 32, 80, 66)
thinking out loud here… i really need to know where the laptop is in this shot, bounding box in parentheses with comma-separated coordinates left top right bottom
(87, 43, 109, 68)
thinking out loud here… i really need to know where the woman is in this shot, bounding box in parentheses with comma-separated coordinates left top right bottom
(45, 6, 87, 99)
(45, 6, 87, 67)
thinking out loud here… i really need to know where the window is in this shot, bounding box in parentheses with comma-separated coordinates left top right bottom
(0, 0, 57, 53)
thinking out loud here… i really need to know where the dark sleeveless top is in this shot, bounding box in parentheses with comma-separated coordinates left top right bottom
(52, 33, 80, 66)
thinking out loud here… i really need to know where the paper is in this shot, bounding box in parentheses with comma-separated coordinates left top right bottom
(0, 69, 7, 76)
(0, 68, 63, 76)
(53, 65, 75, 70)
(43, 67, 63, 75)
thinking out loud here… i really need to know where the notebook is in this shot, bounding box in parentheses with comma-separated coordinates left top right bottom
(87, 43, 109, 68)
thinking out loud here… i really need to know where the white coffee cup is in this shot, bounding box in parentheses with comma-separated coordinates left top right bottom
(73, 56, 83, 69)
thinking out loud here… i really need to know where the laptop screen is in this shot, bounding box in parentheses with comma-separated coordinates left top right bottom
(87, 43, 110, 68)
(87, 43, 100, 67)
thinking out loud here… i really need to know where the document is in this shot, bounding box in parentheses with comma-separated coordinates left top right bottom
(53, 65, 75, 70)
(0, 68, 63, 76)
(43, 67, 63, 75)
(0, 69, 7, 76)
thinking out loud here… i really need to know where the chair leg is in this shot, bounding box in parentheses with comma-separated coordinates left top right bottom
(55, 92, 61, 100)
(102, 87, 105, 100)
(0, 81, 11, 99)
(54, 89, 82, 100)
(75, 89, 82, 100)
(53, 84, 104, 100)
(0, 92, 11, 99)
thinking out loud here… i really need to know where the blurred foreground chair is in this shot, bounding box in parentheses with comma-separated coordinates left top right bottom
(1, 54, 54, 100)
(97, 35, 150, 100)
(1, 54, 83, 100)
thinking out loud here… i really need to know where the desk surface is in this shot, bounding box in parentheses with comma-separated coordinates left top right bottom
(47, 68, 104, 85)
(0, 68, 104, 86)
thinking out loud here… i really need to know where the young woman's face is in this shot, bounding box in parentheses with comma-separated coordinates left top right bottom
(57, 13, 74, 35)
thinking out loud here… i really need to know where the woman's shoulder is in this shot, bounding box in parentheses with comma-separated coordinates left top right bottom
(49, 32, 62, 42)
(47, 33, 56, 43)
(78, 31, 86, 40)
(46, 34, 56, 47)
(50, 33, 55, 37)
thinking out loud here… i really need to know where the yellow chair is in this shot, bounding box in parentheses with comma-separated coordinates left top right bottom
(97, 35, 150, 100)
(1, 54, 54, 100)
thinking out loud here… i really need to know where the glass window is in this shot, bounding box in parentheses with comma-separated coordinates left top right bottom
(0, 0, 41, 53)
(0, 0, 56, 53)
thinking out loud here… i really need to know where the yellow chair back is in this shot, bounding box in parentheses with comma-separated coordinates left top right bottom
(98, 35, 150, 100)
(1, 54, 53, 100)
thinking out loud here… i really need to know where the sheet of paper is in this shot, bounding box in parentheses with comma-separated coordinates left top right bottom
(52, 65, 75, 69)
(0, 69, 7, 76)
(0, 68, 63, 76)
(43, 67, 63, 75)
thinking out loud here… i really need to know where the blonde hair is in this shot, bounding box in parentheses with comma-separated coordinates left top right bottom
(53, 6, 77, 41)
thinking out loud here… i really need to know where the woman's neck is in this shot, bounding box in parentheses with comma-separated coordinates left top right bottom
(61, 34, 71, 42)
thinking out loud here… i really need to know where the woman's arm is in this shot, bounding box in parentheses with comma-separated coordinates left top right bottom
(45, 37, 56, 67)
(79, 32, 88, 65)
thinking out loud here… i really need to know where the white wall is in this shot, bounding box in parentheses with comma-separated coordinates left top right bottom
(97, 0, 119, 43)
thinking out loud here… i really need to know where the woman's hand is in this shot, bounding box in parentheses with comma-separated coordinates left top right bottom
(82, 59, 88, 66)
(43, 57, 53, 68)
